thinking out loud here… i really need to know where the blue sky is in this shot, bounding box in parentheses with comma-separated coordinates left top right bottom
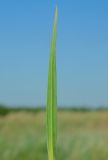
(0, 0, 108, 107)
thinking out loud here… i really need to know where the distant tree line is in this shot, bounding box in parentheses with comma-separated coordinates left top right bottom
(0, 105, 108, 116)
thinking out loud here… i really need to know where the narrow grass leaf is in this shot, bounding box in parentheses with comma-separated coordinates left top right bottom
(47, 6, 58, 160)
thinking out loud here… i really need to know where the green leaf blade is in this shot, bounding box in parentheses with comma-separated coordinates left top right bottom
(47, 6, 58, 160)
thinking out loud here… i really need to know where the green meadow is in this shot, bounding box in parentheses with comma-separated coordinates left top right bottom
(0, 111, 108, 160)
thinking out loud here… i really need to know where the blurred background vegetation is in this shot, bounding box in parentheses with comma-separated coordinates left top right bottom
(0, 105, 108, 160)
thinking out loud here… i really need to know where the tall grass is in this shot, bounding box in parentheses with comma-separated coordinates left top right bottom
(47, 6, 58, 160)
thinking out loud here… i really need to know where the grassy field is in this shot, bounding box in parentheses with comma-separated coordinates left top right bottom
(0, 111, 108, 160)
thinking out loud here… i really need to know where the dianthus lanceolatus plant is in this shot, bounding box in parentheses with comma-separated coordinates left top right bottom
(46, 5, 58, 160)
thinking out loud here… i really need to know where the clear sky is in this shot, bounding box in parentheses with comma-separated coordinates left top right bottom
(0, 0, 108, 107)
